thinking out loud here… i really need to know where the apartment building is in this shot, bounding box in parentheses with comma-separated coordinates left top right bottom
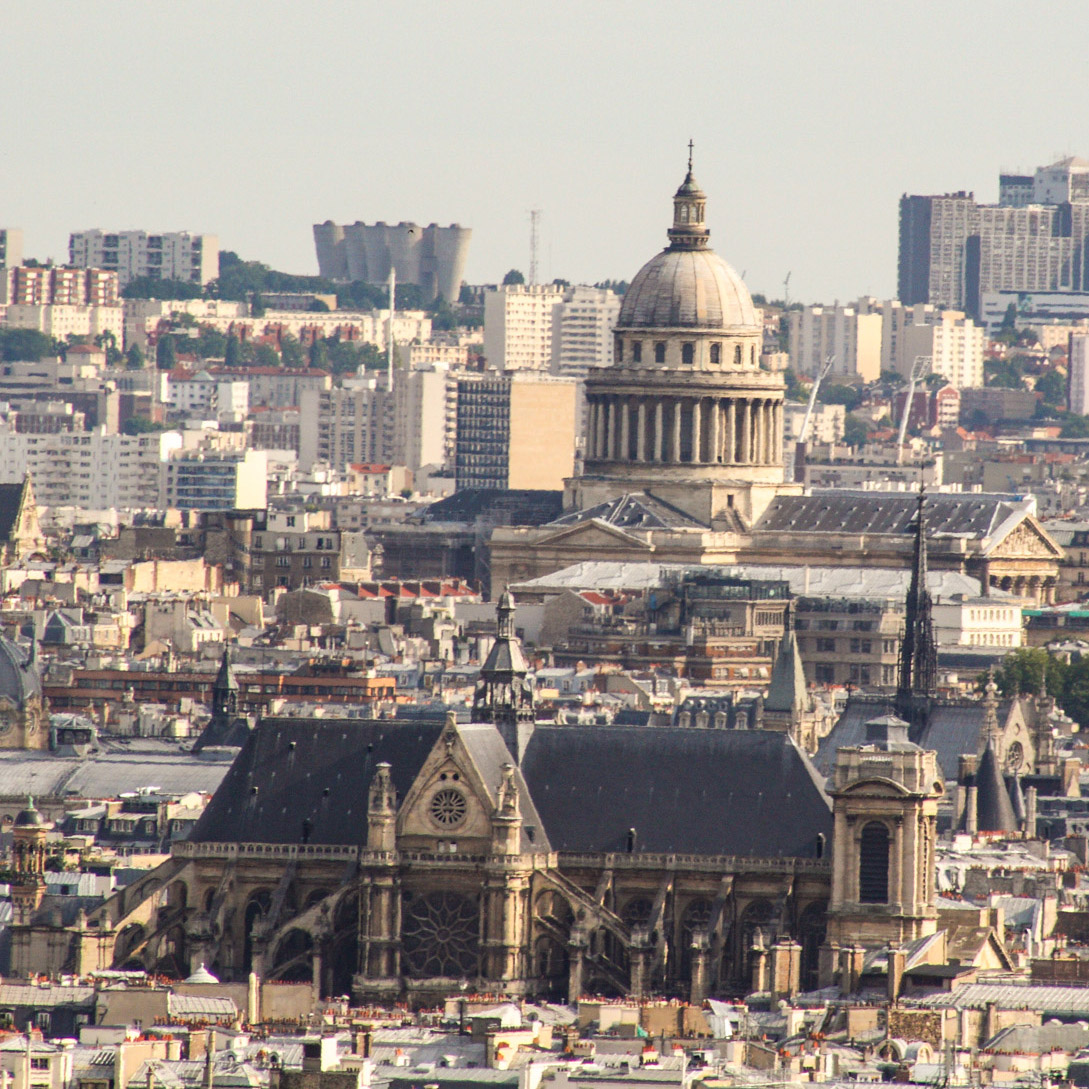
(298, 382, 392, 471)
(550, 285, 621, 379)
(1070, 333, 1089, 415)
(787, 303, 882, 381)
(899, 310, 984, 388)
(166, 372, 249, 422)
(0, 427, 182, 510)
(161, 448, 267, 510)
(782, 402, 845, 444)
(68, 230, 218, 287)
(0, 230, 23, 268)
(483, 284, 564, 371)
(454, 372, 577, 490)
(0, 266, 119, 306)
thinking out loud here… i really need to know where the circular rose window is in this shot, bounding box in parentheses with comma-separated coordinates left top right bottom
(429, 788, 467, 828)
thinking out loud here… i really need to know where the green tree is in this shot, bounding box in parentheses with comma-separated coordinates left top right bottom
(250, 292, 266, 317)
(0, 328, 55, 362)
(502, 269, 525, 285)
(254, 342, 279, 368)
(985, 357, 1024, 389)
(1061, 414, 1089, 438)
(156, 335, 177, 371)
(819, 384, 863, 411)
(1062, 657, 1089, 727)
(308, 338, 329, 370)
(994, 648, 1065, 698)
(1035, 370, 1066, 406)
(125, 343, 146, 370)
(843, 415, 869, 446)
(225, 334, 242, 368)
(280, 334, 304, 368)
(122, 277, 201, 301)
(122, 417, 168, 436)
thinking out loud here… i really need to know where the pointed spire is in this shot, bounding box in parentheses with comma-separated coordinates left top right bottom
(895, 486, 937, 733)
(687, 138, 694, 173)
(975, 735, 1018, 833)
(765, 622, 810, 715)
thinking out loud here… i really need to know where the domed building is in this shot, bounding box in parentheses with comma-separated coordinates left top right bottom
(490, 158, 800, 590)
(570, 156, 794, 527)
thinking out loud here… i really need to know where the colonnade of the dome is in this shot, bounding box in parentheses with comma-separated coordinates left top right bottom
(585, 393, 783, 467)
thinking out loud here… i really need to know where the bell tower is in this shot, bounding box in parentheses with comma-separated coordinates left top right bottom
(11, 797, 48, 919)
(821, 715, 943, 985)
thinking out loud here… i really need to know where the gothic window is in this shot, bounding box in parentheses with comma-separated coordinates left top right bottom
(734, 344, 742, 365)
(710, 343, 721, 365)
(655, 342, 666, 364)
(429, 788, 467, 828)
(682, 342, 695, 365)
(859, 822, 890, 903)
(401, 891, 479, 977)
(632, 340, 642, 363)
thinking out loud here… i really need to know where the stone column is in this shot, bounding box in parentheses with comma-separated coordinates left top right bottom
(567, 930, 587, 1005)
(620, 397, 631, 461)
(673, 400, 682, 463)
(690, 933, 710, 1005)
(710, 398, 722, 463)
(605, 399, 615, 460)
(741, 399, 752, 463)
(692, 398, 702, 463)
(654, 402, 664, 462)
(774, 403, 783, 464)
(754, 400, 765, 463)
(726, 399, 736, 462)
(636, 401, 647, 462)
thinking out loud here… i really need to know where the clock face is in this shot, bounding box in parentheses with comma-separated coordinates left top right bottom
(1005, 740, 1025, 773)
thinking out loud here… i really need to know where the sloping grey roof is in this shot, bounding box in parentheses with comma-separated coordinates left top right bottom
(816, 694, 997, 781)
(618, 247, 758, 330)
(167, 993, 237, 1018)
(0, 983, 95, 1007)
(549, 493, 706, 530)
(0, 636, 40, 706)
(764, 631, 809, 714)
(0, 481, 28, 544)
(190, 718, 444, 845)
(519, 726, 832, 857)
(976, 740, 1018, 833)
(421, 490, 563, 526)
(755, 491, 1033, 543)
(984, 1022, 1089, 1054)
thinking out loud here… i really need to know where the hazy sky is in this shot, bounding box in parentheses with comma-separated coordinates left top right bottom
(6, 1, 1089, 304)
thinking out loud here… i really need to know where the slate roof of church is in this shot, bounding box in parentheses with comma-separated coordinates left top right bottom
(519, 726, 832, 857)
(755, 491, 1033, 542)
(420, 489, 563, 526)
(0, 481, 27, 543)
(548, 493, 707, 530)
(190, 718, 444, 845)
(815, 694, 1015, 782)
(189, 718, 832, 859)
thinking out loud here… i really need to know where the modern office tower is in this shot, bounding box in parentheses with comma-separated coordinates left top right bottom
(899, 311, 984, 388)
(483, 283, 565, 371)
(68, 230, 218, 287)
(0, 230, 23, 268)
(897, 192, 978, 309)
(550, 285, 622, 379)
(454, 373, 577, 491)
(1070, 333, 1089, 415)
(313, 220, 471, 303)
(786, 303, 882, 381)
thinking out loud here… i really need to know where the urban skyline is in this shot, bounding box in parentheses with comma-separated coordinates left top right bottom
(7, 1, 1089, 303)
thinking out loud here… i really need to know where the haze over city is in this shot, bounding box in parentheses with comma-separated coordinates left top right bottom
(8, 0, 1089, 302)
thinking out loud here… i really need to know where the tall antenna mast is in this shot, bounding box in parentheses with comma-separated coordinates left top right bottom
(387, 265, 396, 391)
(529, 209, 541, 285)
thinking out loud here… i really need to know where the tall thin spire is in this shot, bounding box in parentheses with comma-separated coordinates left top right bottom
(687, 138, 694, 173)
(895, 487, 938, 735)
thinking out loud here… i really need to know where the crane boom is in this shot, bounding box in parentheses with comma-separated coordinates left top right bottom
(798, 354, 835, 445)
(896, 355, 932, 462)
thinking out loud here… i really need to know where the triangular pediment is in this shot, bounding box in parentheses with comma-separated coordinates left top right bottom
(985, 516, 1064, 559)
(536, 518, 655, 550)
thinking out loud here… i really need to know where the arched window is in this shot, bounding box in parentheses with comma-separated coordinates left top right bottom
(654, 342, 666, 364)
(750, 345, 756, 366)
(710, 343, 721, 365)
(859, 822, 890, 903)
(734, 344, 742, 366)
(632, 340, 642, 363)
(682, 342, 695, 365)
(615, 338, 623, 363)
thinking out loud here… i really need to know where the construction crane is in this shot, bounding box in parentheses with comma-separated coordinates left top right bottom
(896, 355, 932, 463)
(782, 271, 792, 309)
(529, 209, 541, 285)
(798, 354, 835, 444)
(791, 355, 834, 483)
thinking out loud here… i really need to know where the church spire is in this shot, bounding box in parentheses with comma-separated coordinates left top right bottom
(895, 488, 937, 735)
(668, 144, 710, 251)
(473, 590, 535, 748)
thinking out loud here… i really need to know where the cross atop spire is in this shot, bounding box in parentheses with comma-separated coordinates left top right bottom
(687, 139, 694, 173)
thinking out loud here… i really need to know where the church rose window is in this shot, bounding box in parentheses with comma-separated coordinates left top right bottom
(401, 891, 479, 977)
(429, 788, 467, 828)
(858, 822, 890, 903)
